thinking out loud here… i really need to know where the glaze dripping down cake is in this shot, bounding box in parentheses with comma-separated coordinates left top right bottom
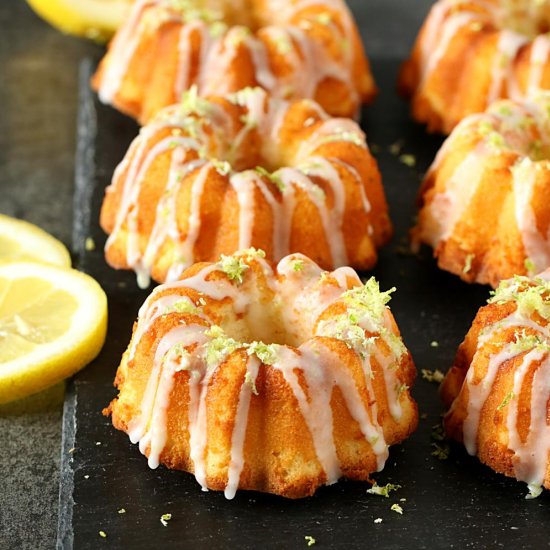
(100, 87, 392, 288)
(442, 271, 550, 498)
(412, 92, 550, 288)
(92, 0, 376, 123)
(105, 250, 418, 499)
(400, 0, 550, 134)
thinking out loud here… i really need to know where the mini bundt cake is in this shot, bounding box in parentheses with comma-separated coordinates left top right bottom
(399, 0, 550, 134)
(100, 87, 392, 288)
(92, 0, 376, 124)
(442, 271, 550, 498)
(106, 249, 418, 498)
(411, 93, 550, 288)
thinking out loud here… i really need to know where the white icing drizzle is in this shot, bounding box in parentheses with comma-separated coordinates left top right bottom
(128, 324, 209, 455)
(417, 93, 550, 270)
(186, 352, 216, 491)
(314, 342, 389, 471)
(276, 254, 349, 327)
(245, 32, 279, 92)
(461, 345, 521, 455)
(528, 34, 550, 96)
(374, 313, 405, 421)
(506, 350, 550, 487)
(488, 31, 528, 103)
(174, 20, 203, 95)
(143, 155, 205, 280)
(105, 124, 202, 288)
(447, 275, 550, 492)
(124, 252, 410, 498)
(419, 0, 450, 73)
(413, 0, 550, 111)
(512, 158, 550, 273)
(424, 113, 486, 173)
(224, 355, 260, 499)
(277, 166, 349, 266)
(329, 156, 371, 213)
(421, 150, 485, 247)
(297, 118, 366, 158)
(309, 159, 349, 265)
(254, 177, 290, 260)
(420, 11, 479, 87)
(166, 162, 212, 282)
(461, 333, 550, 487)
(97, 0, 156, 103)
(96, 0, 364, 117)
(230, 172, 257, 251)
(271, 345, 343, 482)
(104, 89, 377, 285)
(176, 263, 251, 312)
(128, 293, 203, 362)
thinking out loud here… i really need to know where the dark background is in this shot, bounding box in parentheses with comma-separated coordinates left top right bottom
(0, 1, 483, 547)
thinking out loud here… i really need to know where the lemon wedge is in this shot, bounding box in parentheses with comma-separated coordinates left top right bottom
(0, 261, 107, 404)
(0, 214, 71, 268)
(25, 0, 133, 42)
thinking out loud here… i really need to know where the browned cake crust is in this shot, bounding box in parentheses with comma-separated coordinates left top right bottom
(399, 0, 550, 134)
(441, 273, 550, 496)
(106, 251, 418, 498)
(93, 0, 376, 124)
(100, 88, 392, 287)
(411, 94, 550, 288)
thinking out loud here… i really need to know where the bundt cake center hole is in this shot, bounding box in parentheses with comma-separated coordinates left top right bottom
(219, 297, 307, 348)
(219, 133, 289, 174)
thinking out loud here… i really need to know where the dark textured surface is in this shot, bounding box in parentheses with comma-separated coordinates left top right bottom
(0, 2, 101, 238)
(0, 383, 65, 549)
(0, 2, 99, 549)
(59, 2, 550, 549)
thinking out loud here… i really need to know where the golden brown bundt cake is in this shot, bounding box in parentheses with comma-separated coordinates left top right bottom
(441, 271, 550, 498)
(106, 249, 418, 499)
(399, 0, 550, 134)
(92, 0, 376, 124)
(411, 93, 550, 288)
(100, 87, 392, 288)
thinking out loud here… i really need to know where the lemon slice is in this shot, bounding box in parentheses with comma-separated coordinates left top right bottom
(0, 261, 107, 404)
(0, 214, 71, 268)
(25, 0, 133, 42)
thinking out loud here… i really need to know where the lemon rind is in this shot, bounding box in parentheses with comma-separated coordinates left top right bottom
(0, 213, 71, 268)
(0, 262, 108, 404)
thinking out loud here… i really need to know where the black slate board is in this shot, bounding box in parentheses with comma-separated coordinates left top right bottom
(58, 10, 550, 550)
